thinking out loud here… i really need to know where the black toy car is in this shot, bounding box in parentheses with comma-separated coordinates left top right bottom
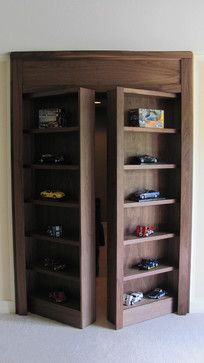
(129, 154, 158, 165)
(147, 288, 167, 299)
(129, 189, 161, 202)
(137, 258, 159, 270)
(39, 153, 66, 164)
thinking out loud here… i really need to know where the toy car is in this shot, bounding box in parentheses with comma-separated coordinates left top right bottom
(47, 225, 62, 238)
(147, 288, 167, 299)
(42, 257, 66, 272)
(40, 190, 65, 199)
(129, 190, 160, 202)
(136, 225, 155, 237)
(49, 291, 67, 303)
(123, 292, 143, 306)
(39, 153, 66, 164)
(137, 258, 159, 270)
(129, 155, 158, 165)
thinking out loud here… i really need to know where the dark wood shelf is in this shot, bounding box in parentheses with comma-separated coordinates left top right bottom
(123, 295, 174, 326)
(28, 266, 79, 283)
(25, 199, 79, 208)
(124, 164, 177, 170)
(124, 127, 177, 134)
(124, 232, 176, 246)
(124, 198, 177, 208)
(123, 264, 176, 282)
(26, 232, 80, 247)
(30, 293, 80, 311)
(29, 294, 81, 327)
(123, 87, 177, 98)
(24, 164, 79, 171)
(23, 127, 79, 134)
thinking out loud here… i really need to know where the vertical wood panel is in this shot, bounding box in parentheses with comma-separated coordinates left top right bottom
(11, 59, 27, 314)
(178, 58, 193, 314)
(80, 88, 96, 327)
(107, 88, 124, 329)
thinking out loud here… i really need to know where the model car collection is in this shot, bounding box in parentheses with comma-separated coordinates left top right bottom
(136, 225, 155, 237)
(129, 189, 161, 202)
(49, 291, 67, 303)
(129, 154, 158, 165)
(123, 288, 167, 306)
(123, 292, 143, 306)
(39, 153, 66, 164)
(137, 258, 159, 270)
(40, 190, 66, 199)
(147, 288, 167, 299)
(42, 257, 66, 272)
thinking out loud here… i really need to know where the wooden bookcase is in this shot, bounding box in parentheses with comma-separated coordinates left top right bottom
(107, 87, 191, 329)
(11, 51, 192, 330)
(12, 87, 95, 328)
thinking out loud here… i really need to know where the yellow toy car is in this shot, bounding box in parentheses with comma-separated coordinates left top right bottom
(40, 190, 65, 199)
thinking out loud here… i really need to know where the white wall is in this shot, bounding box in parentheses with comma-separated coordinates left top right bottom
(0, 0, 203, 313)
(0, 0, 204, 54)
(0, 56, 15, 312)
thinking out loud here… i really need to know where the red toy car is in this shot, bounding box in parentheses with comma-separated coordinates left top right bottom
(136, 225, 155, 237)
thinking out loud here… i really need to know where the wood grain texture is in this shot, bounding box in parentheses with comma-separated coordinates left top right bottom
(11, 50, 193, 61)
(107, 88, 124, 329)
(11, 59, 27, 314)
(123, 88, 177, 98)
(178, 58, 193, 315)
(79, 88, 96, 328)
(21, 58, 180, 93)
(123, 296, 174, 326)
(29, 295, 81, 327)
(124, 127, 177, 133)
(124, 233, 176, 245)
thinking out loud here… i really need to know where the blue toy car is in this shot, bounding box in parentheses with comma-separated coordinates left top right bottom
(147, 288, 167, 299)
(129, 189, 161, 202)
(137, 259, 159, 270)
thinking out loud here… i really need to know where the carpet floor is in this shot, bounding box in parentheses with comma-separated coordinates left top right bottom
(0, 279, 203, 363)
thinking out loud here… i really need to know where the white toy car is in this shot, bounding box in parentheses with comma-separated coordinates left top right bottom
(123, 292, 143, 306)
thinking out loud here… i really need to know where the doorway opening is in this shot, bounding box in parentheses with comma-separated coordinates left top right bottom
(95, 93, 108, 325)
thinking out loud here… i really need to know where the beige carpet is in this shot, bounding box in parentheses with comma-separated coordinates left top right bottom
(0, 278, 203, 363)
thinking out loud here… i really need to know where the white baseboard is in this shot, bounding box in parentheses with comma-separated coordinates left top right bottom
(0, 300, 15, 313)
(190, 299, 204, 313)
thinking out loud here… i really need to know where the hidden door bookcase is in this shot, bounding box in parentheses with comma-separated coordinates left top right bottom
(12, 87, 95, 328)
(11, 51, 192, 330)
(107, 87, 192, 329)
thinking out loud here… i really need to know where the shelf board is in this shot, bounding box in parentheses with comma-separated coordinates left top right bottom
(25, 199, 79, 208)
(124, 127, 177, 134)
(123, 295, 174, 327)
(124, 164, 177, 170)
(28, 267, 79, 283)
(124, 198, 177, 208)
(29, 294, 81, 327)
(23, 127, 79, 134)
(24, 164, 79, 170)
(123, 264, 176, 282)
(124, 232, 176, 246)
(123, 87, 177, 98)
(26, 232, 79, 247)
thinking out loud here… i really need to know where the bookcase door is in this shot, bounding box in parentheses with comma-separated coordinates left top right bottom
(12, 85, 95, 328)
(107, 86, 184, 329)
